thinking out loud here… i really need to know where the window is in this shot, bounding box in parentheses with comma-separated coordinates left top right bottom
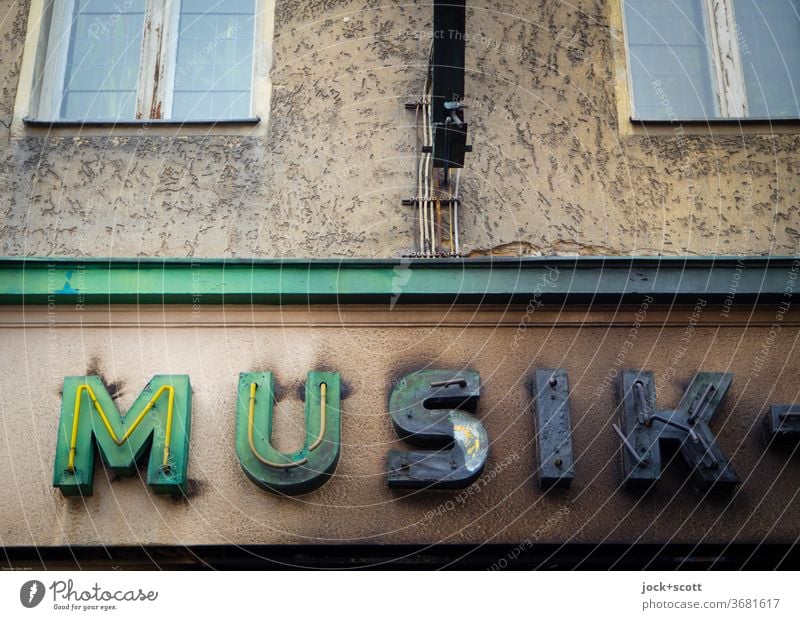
(622, 0, 800, 120)
(37, 0, 257, 121)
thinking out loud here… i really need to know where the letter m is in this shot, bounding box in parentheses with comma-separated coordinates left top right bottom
(53, 375, 192, 496)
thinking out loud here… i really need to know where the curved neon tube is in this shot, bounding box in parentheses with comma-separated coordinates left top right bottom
(247, 382, 327, 469)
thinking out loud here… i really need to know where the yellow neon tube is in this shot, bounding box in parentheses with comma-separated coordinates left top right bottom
(67, 384, 175, 473)
(307, 382, 327, 452)
(247, 382, 327, 468)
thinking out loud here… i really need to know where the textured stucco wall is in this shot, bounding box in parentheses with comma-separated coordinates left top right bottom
(0, 0, 798, 258)
(1, 305, 799, 546)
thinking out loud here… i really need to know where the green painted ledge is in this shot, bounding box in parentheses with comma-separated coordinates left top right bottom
(0, 256, 797, 306)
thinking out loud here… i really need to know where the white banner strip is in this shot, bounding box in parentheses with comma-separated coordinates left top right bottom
(0, 570, 797, 619)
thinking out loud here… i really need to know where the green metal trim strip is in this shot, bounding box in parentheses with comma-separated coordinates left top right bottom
(0, 256, 797, 306)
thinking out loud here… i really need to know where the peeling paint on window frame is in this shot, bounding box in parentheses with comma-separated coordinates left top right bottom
(619, 0, 799, 123)
(28, 0, 260, 125)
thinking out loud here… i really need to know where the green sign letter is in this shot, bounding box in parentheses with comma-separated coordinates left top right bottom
(387, 369, 488, 489)
(236, 371, 341, 495)
(53, 375, 193, 496)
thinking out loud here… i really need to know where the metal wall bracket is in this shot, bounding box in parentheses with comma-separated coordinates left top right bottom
(387, 370, 488, 489)
(763, 405, 800, 444)
(431, 0, 469, 179)
(615, 371, 739, 493)
(532, 369, 575, 489)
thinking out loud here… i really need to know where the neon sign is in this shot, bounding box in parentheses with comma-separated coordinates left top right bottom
(52, 368, 799, 498)
(387, 370, 488, 489)
(235, 371, 341, 495)
(53, 375, 192, 496)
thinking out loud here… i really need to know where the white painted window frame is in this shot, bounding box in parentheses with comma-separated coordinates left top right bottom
(37, 0, 257, 121)
(623, 0, 779, 119)
(704, 0, 748, 117)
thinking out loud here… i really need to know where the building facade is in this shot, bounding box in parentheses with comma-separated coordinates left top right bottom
(0, 0, 799, 568)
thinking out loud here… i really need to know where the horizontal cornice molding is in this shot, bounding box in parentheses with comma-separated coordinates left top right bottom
(0, 256, 797, 306)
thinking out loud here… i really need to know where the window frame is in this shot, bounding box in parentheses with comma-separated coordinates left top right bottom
(621, 0, 800, 122)
(30, 0, 262, 124)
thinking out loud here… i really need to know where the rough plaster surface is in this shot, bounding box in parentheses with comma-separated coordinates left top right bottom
(0, 0, 798, 258)
(1, 306, 799, 546)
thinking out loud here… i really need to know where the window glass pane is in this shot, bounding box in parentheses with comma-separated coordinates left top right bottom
(624, 0, 717, 119)
(733, 0, 800, 118)
(60, 1, 145, 120)
(172, 0, 256, 119)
